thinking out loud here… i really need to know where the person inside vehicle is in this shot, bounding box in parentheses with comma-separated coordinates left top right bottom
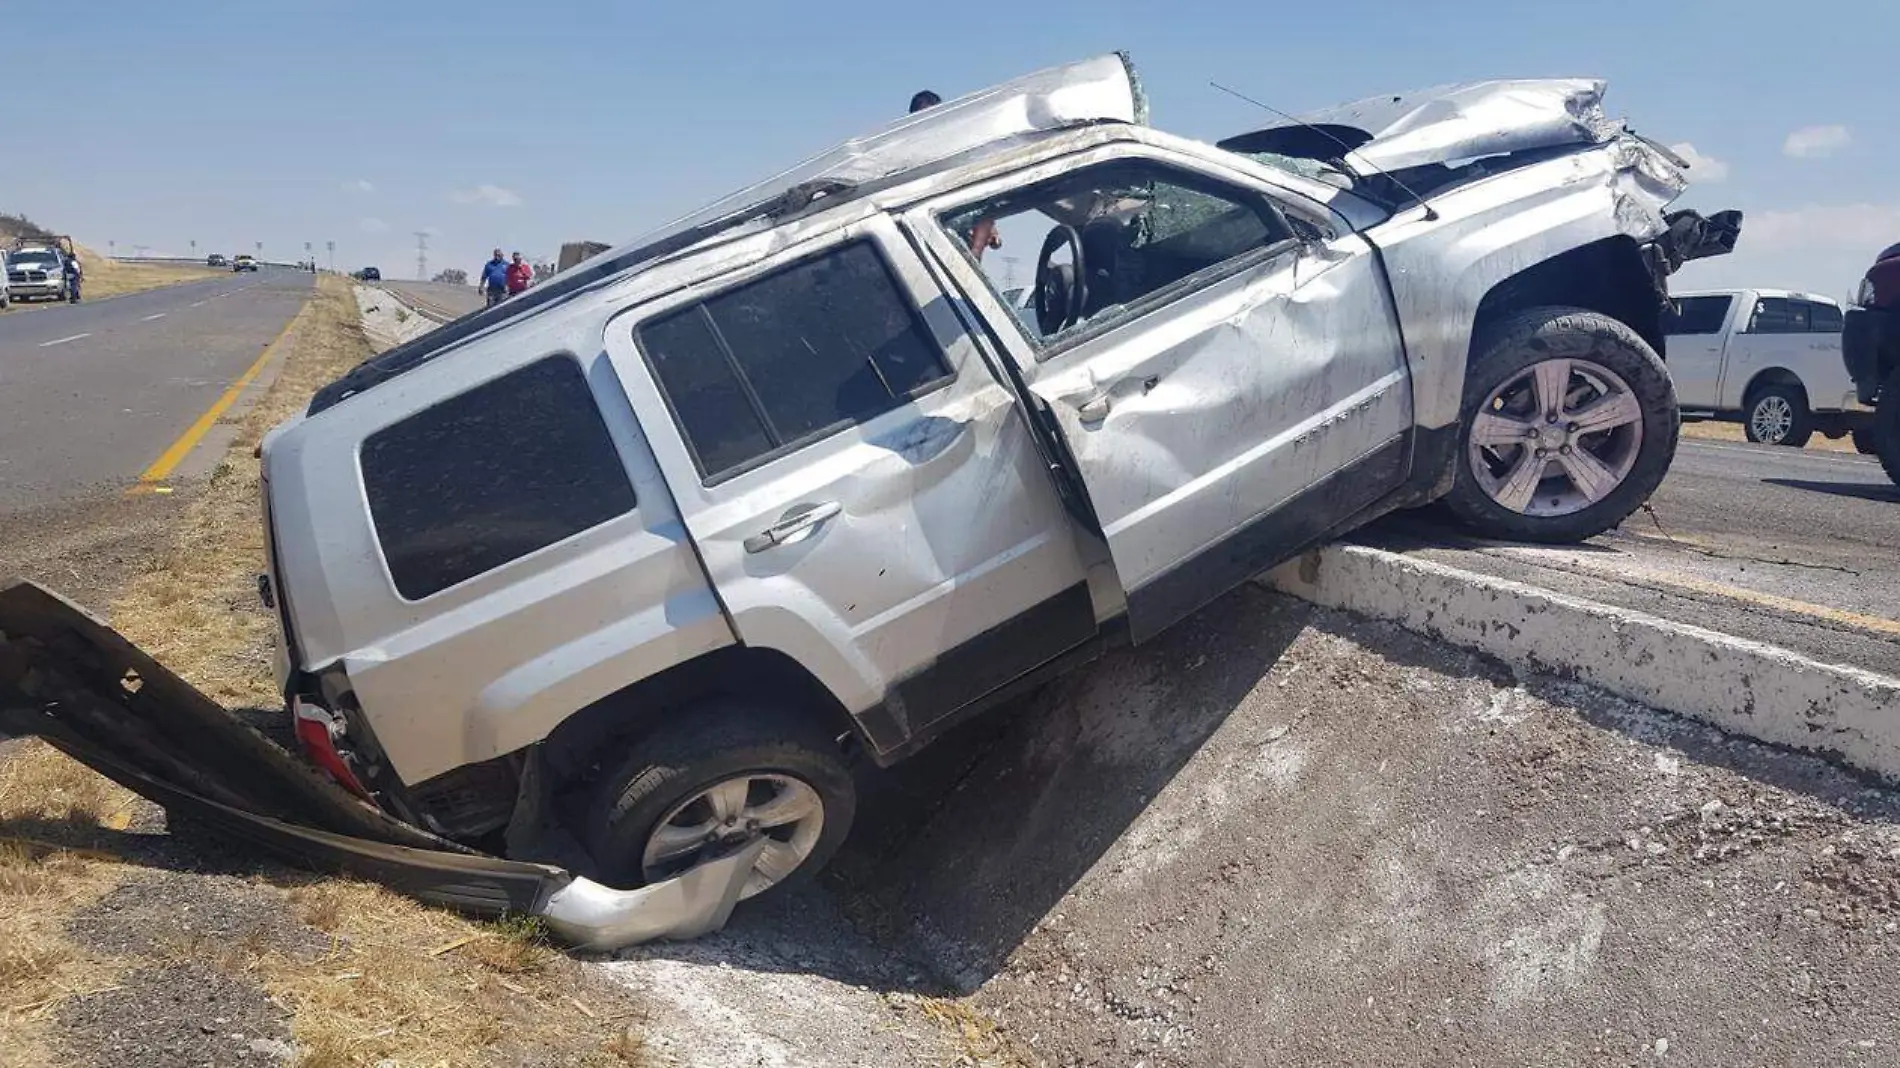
(506, 251, 533, 297)
(480, 249, 509, 308)
(909, 89, 1001, 260)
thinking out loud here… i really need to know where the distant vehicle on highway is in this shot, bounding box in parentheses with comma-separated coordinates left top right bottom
(207, 253, 228, 267)
(232, 254, 259, 273)
(1664, 288, 1867, 447)
(355, 267, 382, 281)
(5, 237, 77, 303)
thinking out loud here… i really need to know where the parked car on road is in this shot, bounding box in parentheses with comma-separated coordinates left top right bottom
(5, 242, 74, 302)
(0, 55, 1740, 942)
(1844, 243, 1900, 482)
(207, 253, 228, 267)
(355, 266, 382, 281)
(233, 254, 259, 273)
(1664, 288, 1866, 447)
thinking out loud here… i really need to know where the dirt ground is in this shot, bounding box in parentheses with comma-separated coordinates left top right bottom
(1681, 418, 1862, 454)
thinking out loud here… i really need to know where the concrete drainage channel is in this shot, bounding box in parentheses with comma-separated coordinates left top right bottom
(1263, 543, 1900, 784)
(588, 558, 1900, 1065)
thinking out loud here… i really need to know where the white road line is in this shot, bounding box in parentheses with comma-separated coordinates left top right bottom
(38, 333, 90, 348)
(141, 312, 167, 322)
(189, 300, 207, 307)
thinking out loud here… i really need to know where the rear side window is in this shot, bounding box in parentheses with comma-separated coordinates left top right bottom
(361, 356, 637, 600)
(1748, 297, 1810, 334)
(1663, 295, 1732, 335)
(1808, 301, 1844, 332)
(639, 241, 953, 482)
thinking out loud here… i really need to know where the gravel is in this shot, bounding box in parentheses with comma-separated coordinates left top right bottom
(56, 961, 292, 1068)
(67, 870, 328, 961)
(840, 586, 1900, 1066)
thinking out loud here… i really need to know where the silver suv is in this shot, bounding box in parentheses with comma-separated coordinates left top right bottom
(4, 55, 1742, 935)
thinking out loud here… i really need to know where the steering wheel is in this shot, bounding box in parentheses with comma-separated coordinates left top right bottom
(1035, 225, 1087, 336)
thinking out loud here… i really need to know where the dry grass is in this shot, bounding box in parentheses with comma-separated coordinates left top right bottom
(1681, 418, 1861, 454)
(0, 841, 125, 1068)
(109, 278, 370, 707)
(0, 275, 656, 1066)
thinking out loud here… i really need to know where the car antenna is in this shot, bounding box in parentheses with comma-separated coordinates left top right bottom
(1210, 81, 1440, 221)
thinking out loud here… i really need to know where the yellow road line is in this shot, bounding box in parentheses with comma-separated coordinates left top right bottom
(129, 308, 302, 490)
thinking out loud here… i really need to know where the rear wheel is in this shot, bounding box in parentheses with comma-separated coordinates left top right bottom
(585, 702, 856, 900)
(1743, 383, 1813, 447)
(1853, 429, 1879, 456)
(1441, 306, 1677, 544)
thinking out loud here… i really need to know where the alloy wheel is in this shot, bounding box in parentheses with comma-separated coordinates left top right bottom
(640, 772, 826, 899)
(1467, 357, 1646, 517)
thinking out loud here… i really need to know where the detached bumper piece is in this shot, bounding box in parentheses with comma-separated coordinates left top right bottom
(1648, 208, 1743, 278)
(0, 579, 756, 950)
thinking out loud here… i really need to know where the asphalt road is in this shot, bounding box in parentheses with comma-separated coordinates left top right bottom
(0, 271, 313, 515)
(377, 279, 481, 322)
(1363, 437, 1900, 676)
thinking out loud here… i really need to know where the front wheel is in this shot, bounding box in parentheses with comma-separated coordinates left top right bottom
(1441, 306, 1678, 544)
(584, 701, 856, 901)
(1743, 384, 1813, 447)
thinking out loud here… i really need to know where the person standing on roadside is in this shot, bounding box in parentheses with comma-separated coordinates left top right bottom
(479, 248, 509, 308)
(62, 250, 82, 303)
(505, 251, 533, 298)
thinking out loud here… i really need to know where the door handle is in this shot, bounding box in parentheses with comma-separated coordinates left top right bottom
(743, 501, 842, 554)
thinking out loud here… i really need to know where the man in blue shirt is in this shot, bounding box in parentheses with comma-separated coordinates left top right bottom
(479, 249, 509, 308)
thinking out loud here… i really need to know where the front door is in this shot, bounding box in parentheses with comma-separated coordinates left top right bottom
(910, 147, 1413, 640)
(1661, 292, 1738, 409)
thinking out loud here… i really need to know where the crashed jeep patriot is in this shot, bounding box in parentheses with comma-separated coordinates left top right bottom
(0, 54, 1739, 948)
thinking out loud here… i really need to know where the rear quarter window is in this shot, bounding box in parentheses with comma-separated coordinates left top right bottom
(360, 355, 637, 600)
(638, 240, 953, 483)
(1809, 302, 1844, 332)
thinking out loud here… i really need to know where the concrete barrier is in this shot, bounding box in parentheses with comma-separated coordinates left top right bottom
(1263, 544, 1900, 782)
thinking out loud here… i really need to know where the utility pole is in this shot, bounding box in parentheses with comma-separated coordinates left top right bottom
(190, 239, 197, 258)
(255, 241, 263, 261)
(108, 240, 115, 258)
(414, 231, 429, 280)
(326, 240, 335, 272)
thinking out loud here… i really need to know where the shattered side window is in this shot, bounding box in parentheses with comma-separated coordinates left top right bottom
(942, 159, 1293, 350)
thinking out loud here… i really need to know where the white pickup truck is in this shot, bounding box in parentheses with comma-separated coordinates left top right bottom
(1665, 288, 1874, 448)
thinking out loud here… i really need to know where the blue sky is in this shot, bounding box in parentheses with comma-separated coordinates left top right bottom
(5, 1, 1892, 296)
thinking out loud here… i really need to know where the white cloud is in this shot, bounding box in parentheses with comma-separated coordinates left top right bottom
(449, 184, 523, 208)
(345, 178, 375, 194)
(1741, 203, 1900, 250)
(358, 216, 390, 234)
(1667, 142, 1728, 183)
(1782, 124, 1851, 159)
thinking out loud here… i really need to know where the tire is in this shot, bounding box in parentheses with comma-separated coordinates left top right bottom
(1873, 368, 1900, 486)
(1441, 305, 1678, 544)
(585, 701, 856, 901)
(1852, 429, 1879, 456)
(1742, 382, 1813, 446)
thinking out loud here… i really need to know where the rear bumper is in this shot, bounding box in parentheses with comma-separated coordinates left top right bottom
(0, 579, 758, 951)
(1844, 306, 1895, 405)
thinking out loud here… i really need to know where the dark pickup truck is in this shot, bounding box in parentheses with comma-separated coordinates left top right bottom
(1843, 243, 1900, 483)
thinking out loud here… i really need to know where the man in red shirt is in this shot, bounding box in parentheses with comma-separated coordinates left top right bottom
(505, 251, 533, 297)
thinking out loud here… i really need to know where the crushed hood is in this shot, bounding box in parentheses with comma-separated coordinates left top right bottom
(1224, 78, 1627, 174)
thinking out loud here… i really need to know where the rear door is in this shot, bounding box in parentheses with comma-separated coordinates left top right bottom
(907, 145, 1412, 641)
(607, 215, 1098, 751)
(1721, 296, 1811, 409)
